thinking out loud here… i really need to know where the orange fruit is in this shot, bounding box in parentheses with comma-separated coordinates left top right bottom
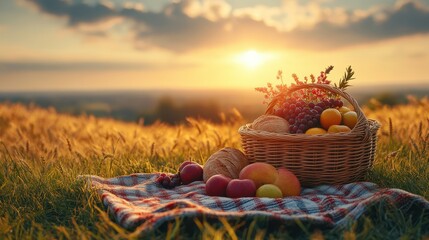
(305, 127, 327, 135)
(342, 111, 358, 129)
(320, 108, 342, 130)
(328, 125, 351, 133)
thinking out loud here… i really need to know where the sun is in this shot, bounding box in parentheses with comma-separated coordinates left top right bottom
(238, 50, 263, 68)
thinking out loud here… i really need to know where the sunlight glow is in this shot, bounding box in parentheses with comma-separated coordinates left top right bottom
(237, 50, 264, 68)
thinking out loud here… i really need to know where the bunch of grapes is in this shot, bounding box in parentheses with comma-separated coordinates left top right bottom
(274, 97, 344, 134)
(155, 173, 182, 189)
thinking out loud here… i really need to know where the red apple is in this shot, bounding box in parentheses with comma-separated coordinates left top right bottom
(226, 179, 256, 198)
(205, 174, 232, 196)
(180, 163, 203, 184)
(178, 160, 197, 172)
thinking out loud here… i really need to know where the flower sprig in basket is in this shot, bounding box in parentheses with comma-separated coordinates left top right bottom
(239, 66, 380, 187)
(256, 65, 356, 134)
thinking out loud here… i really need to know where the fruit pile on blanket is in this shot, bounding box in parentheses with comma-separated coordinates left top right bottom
(155, 147, 301, 198)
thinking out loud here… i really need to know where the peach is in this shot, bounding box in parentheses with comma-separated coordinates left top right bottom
(226, 179, 256, 198)
(327, 125, 351, 133)
(273, 168, 301, 197)
(205, 174, 231, 197)
(239, 162, 278, 188)
(256, 184, 283, 198)
(342, 111, 358, 129)
(180, 163, 203, 184)
(338, 106, 351, 115)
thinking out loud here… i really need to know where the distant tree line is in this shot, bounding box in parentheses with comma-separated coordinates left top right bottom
(2, 90, 426, 125)
(140, 97, 243, 125)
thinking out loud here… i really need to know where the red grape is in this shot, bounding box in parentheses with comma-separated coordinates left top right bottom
(273, 92, 345, 133)
(155, 172, 182, 189)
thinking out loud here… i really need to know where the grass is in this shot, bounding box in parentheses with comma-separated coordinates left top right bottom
(0, 98, 428, 239)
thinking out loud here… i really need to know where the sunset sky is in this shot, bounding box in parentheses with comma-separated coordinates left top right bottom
(1, 0, 429, 91)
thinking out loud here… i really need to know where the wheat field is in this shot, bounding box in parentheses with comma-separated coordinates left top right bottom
(0, 99, 428, 239)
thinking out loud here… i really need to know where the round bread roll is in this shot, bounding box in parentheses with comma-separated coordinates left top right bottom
(251, 114, 289, 133)
(203, 147, 249, 182)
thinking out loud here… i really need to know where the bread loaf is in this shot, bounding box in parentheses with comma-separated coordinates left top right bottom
(251, 114, 289, 133)
(203, 147, 249, 182)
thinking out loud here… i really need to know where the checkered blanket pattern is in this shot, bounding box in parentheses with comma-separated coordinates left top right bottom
(84, 173, 429, 232)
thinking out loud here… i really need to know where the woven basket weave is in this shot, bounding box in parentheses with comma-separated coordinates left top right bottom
(239, 84, 380, 187)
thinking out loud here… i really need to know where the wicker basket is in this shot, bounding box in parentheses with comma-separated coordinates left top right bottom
(239, 83, 380, 187)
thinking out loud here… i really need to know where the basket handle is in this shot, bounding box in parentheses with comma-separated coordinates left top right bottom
(266, 83, 369, 139)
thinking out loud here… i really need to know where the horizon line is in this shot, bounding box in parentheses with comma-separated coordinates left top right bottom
(0, 82, 429, 94)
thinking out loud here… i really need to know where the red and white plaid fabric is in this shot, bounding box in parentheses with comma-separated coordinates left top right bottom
(84, 173, 429, 232)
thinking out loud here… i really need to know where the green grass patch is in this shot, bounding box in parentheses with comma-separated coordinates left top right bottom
(0, 102, 428, 239)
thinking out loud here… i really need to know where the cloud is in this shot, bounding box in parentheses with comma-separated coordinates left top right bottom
(24, 0, 429, 52)
(25, 0, 117, 26)
(0, 60, 196, 72)
(181, 0, 231, 21)
(288, 1, 429, 48)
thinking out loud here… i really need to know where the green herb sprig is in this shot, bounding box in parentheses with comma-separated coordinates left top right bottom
(335, 66, 355, 91)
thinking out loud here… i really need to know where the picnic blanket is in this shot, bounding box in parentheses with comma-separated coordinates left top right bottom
(84, 173, 429, 233)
